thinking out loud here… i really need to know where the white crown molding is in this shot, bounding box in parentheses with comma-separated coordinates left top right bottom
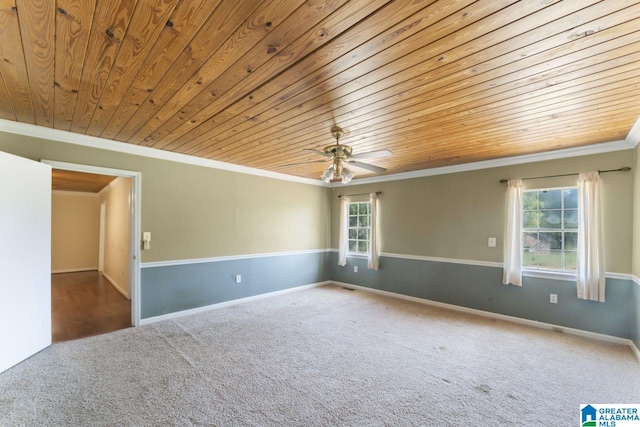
(0, 119, 327, 187)
(334, 139, 634, 187)
(626, 115, 640, 147)
(141, 248, 332, 268)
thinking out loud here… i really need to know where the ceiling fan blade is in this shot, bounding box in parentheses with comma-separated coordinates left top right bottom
(347, 160, 387, 173)
(304, 148, 331, 158)
(349, 149, 393, 160)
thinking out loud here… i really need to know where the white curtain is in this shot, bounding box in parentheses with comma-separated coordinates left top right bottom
(577, 172, 606, 302)
(338, 196, 350, 266)
(368, 193, 380, 270)
(503, 179, 523, 286)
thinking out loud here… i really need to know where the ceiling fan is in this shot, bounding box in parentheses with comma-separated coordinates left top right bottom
(306, 127, 393, 184)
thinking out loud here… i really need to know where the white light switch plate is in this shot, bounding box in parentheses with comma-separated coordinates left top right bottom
(488, 237, 496, 247)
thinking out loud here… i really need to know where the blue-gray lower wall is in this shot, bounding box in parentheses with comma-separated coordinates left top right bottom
(141, 251, 331, 319)
(330, 253, 637, 340)
(633, 281, 640, 349)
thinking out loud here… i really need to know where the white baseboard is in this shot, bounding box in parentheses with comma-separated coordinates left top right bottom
(332, 281, 640, 363)
(102, 272, 130, 300)
(52, 268, 97, 274)
(140, 281, 331, 326)
(631, 341, 640, 362)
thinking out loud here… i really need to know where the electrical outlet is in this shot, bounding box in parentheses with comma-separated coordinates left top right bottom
(488, 237, 496, 247)
(354, 266, 358, 273)
(235, 275, 242, 284)
(550, 293, 558, 304)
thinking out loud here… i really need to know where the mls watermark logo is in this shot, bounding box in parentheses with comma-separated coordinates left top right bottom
(581, 404, 640, 426)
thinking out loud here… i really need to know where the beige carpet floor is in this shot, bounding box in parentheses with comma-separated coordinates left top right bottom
(1, 284, 638, 426)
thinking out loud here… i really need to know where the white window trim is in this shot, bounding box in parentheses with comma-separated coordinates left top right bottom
(347, 201, 371, 256)
(522, 185, 578, 275)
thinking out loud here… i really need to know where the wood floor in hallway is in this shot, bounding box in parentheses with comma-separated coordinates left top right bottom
(52, 271, 131, 343)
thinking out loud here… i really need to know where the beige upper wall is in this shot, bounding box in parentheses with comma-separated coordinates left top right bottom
(332, 150, 634, 274)
(633, 145, 640, 277)
(51, 192, 100, 272)
(0, 131, 332, 262)
(101, 178, 132, 296)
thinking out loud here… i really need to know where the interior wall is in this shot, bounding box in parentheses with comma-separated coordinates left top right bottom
(633, 144, 640, 349)
(633, 144, 640, 277)
(51, 192, 100, 273)
(331, 150, 634, 274)
(0, 131, 332, 319)
(0, 131, 332, 261)
(330, 149, 636, 340)
(100, 178, 132, 298)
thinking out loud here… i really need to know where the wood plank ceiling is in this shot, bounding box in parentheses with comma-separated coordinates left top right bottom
(52, 169, 116, 193)
(0, 0, 639, 181)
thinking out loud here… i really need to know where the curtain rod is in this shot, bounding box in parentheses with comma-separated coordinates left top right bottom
(499, 167, 631, 184)
(338, 191, 382, 198)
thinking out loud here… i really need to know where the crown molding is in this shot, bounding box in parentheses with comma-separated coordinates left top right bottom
(626, 115, 640, 147)
(2, 119, 635, 188)
(0, 119, 328, 187)
(334, 139, 634, 187)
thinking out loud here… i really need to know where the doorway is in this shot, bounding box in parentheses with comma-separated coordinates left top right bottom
(44, 160, 142, 335)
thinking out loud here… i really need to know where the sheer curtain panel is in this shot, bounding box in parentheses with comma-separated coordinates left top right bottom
(338, 196, 350, 266)
(503, 179, 523, 286)
(577, 172, 606, 302)
(368, 193, 380, 270)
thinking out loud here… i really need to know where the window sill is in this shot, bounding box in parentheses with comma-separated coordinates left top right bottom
(522, 269, 576, 282)
(346, 253, 368, 259)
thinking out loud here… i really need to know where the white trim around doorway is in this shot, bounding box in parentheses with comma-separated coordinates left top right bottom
(41, 160, 142, 327)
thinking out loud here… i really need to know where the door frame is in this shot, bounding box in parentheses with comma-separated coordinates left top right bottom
(42, 160, 142, 327)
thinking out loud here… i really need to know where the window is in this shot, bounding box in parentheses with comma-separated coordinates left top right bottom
(522, 187, 578, 272)
(348, 202, 371, 254)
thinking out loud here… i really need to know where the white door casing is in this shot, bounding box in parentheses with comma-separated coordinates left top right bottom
(0, 151, 52, 373)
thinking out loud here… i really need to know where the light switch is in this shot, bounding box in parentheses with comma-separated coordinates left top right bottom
(488, 237, 496, 247)
(142, 232, 151, 250)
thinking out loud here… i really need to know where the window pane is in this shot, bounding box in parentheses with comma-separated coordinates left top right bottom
(359, 202, 369, 214)
(349, 216, 357, 227)
(564, 251, 577, 271)
(538, 232, 562, 250)
(358, 241, 368, 253)
(564, 232, 577, 251)
(564, 210, 578, 229)
(523, 211, 538, 228)
(540, 210, 562, 228)
(349, 203, 358, 215)
(523, 191, 538, 210)
(358, 215, 369, 227)
(523, 232, 538, 249)
(348, 229, 357, 239)
(357, 228, 369, 240)
(538, 250, 562, 270)
(348, 240, 357, 252)
(539, 190, 562, 209)
(522, 248, 538, 268)
(564, 188, 578, 209)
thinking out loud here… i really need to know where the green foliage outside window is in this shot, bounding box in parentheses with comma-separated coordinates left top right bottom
(522, 188, 578, 272)
(348, 202, 371, 254)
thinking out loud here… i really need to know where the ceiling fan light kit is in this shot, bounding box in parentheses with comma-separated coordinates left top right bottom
(315, 127, 392, 184)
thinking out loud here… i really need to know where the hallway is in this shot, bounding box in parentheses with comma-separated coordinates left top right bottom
(52, 271, 131, 342)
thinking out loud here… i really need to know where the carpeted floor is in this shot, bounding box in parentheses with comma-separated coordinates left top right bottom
(1, 284, 638, 426)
